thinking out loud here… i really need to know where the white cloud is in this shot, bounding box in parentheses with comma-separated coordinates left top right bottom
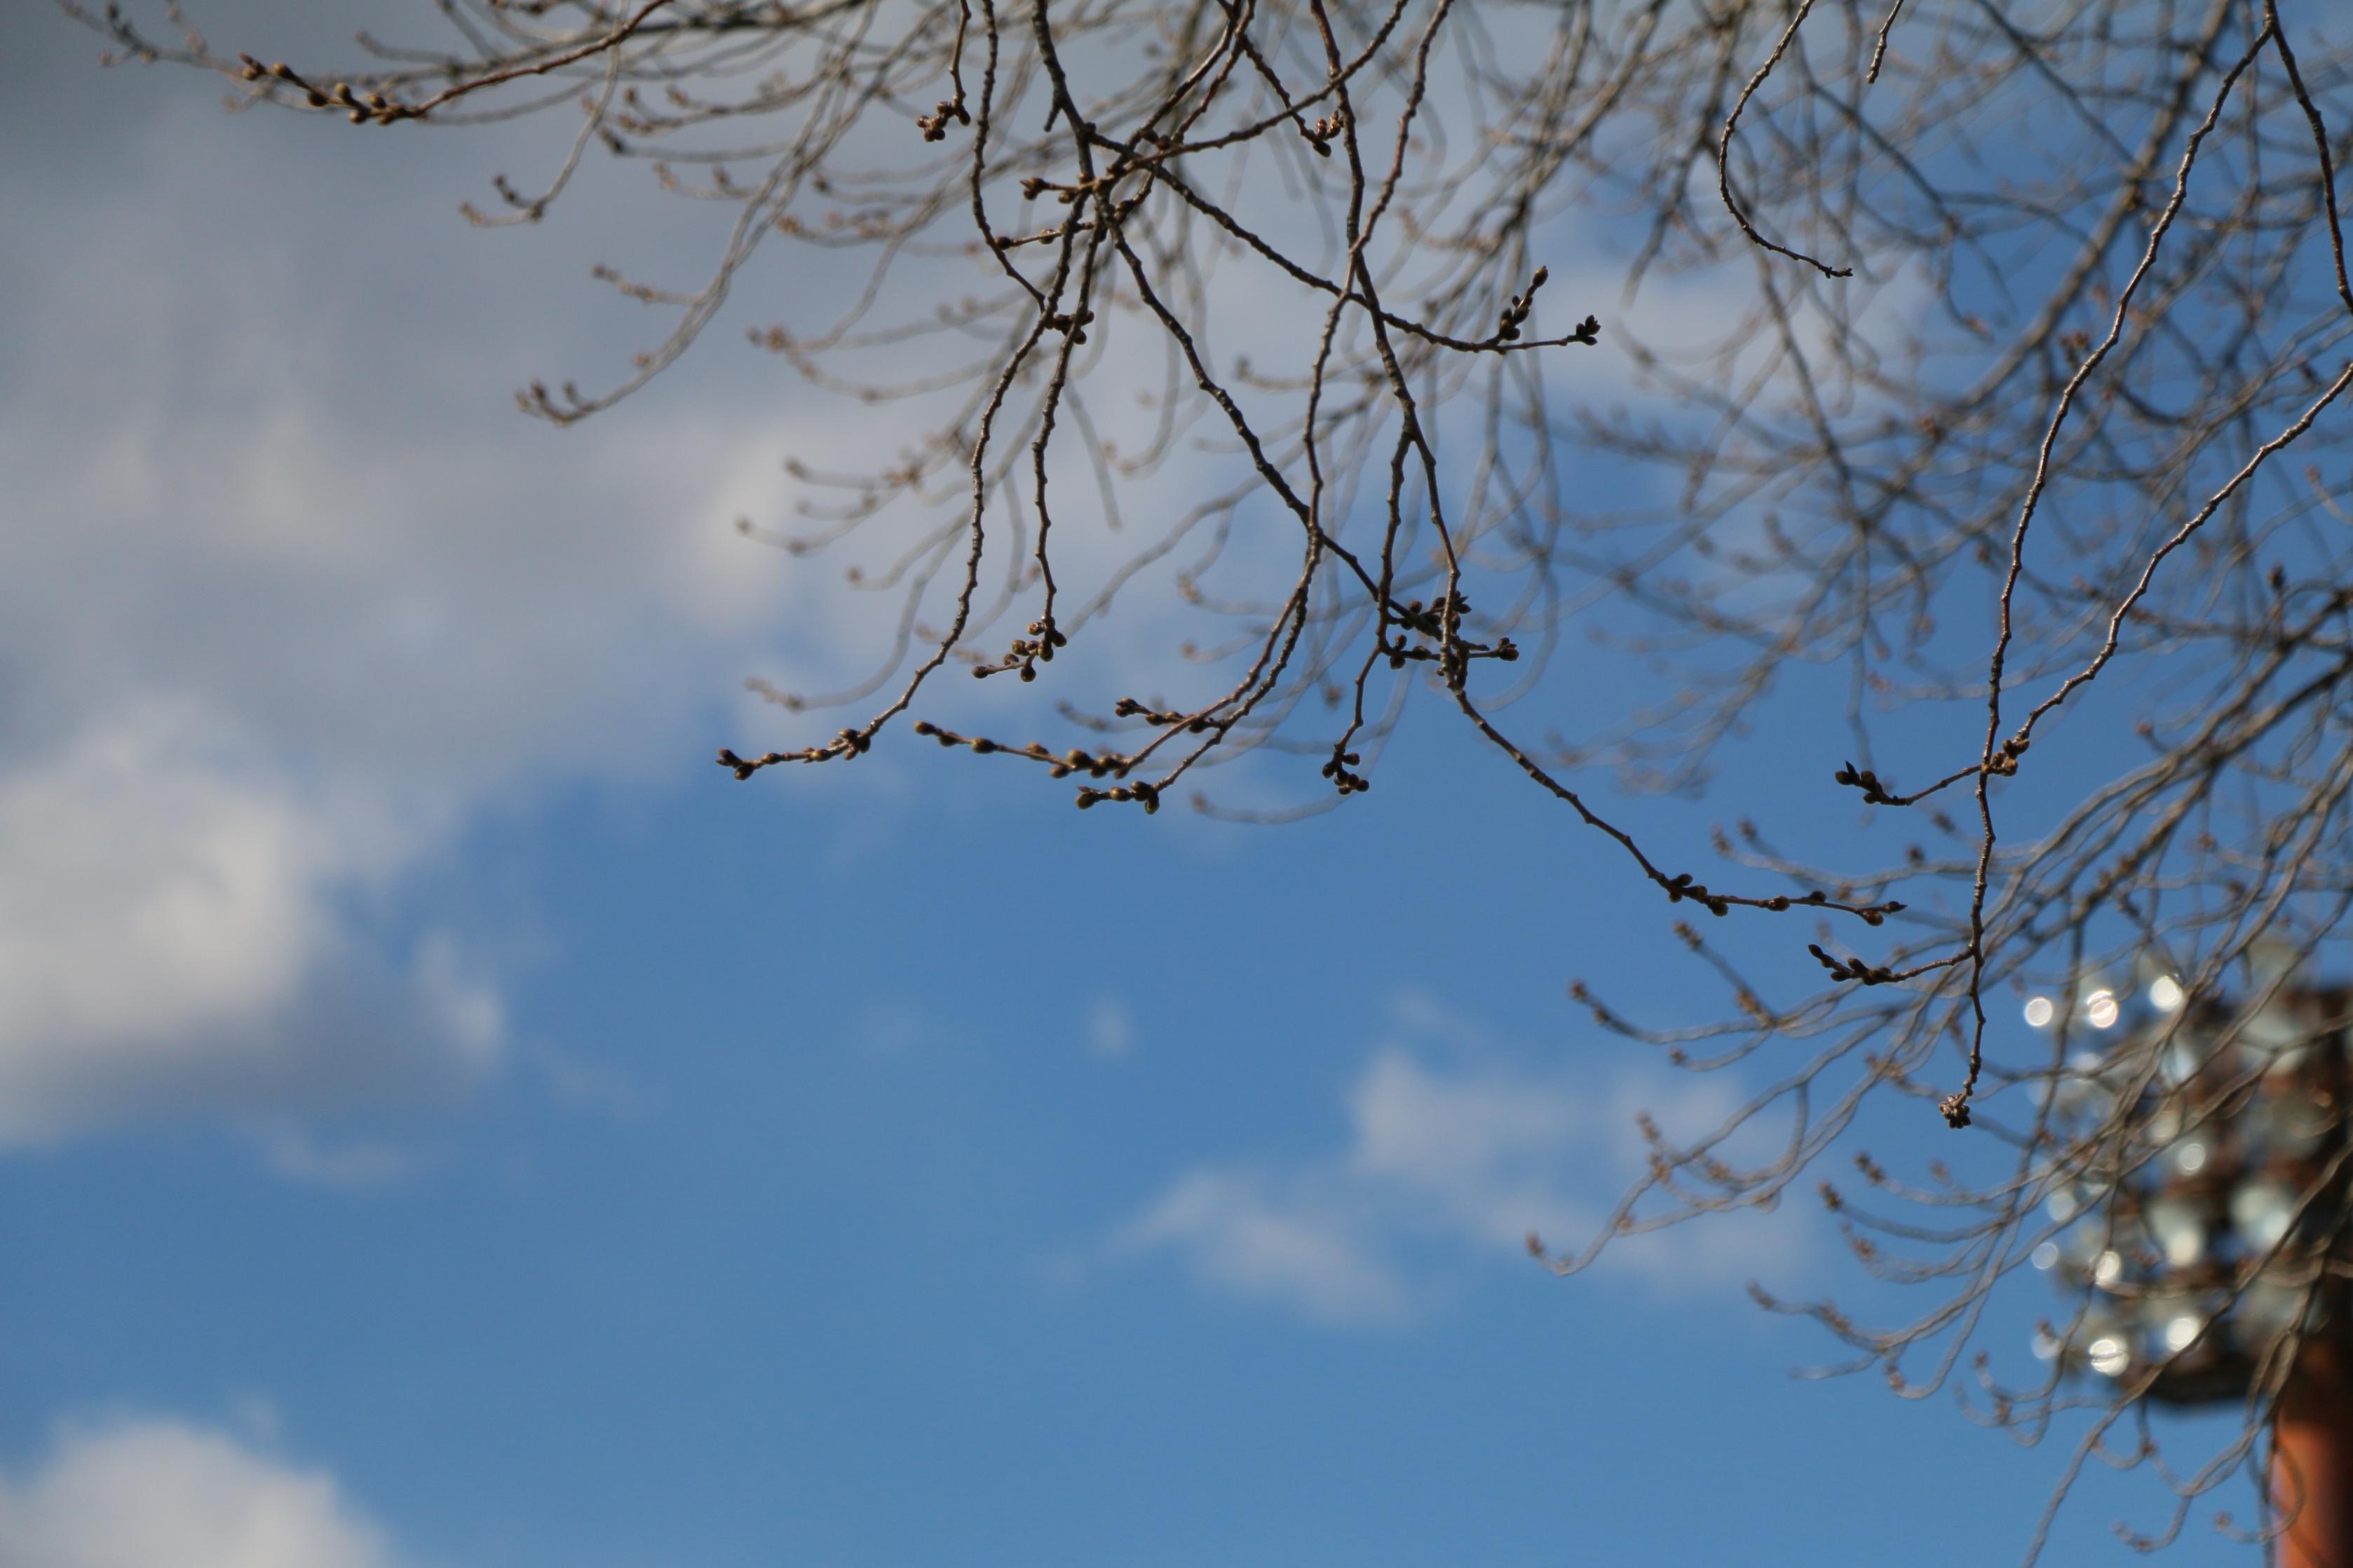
(0, 1417, 399, 1568)
(1111, 1000, 1815, 1327)
(0, 711, 358, 1058)
(0, 707, 503, 1146)
(0, 25, 818, 1150)
(1117, 1166, 1415, 1328)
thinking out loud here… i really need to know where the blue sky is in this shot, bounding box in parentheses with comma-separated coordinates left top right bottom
(0, 6, 2274, 1564)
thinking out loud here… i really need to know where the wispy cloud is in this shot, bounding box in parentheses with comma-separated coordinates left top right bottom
(1111, 995, 1815, 1327)
(1086, 997, 1134, 1060)
(1116, 1164, 1420, 1327)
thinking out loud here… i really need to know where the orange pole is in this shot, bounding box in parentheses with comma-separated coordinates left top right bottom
(2276, 1336, 2353, 1568)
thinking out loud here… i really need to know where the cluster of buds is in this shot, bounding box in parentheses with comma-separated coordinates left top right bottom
(1832, 760, 1898, 805)
(915, 96, 970, 142)
(715, 727, 870, 778)
(1076, 779, 1160, 812)
(1565, 978, 1621, 1031)
(1808, 941, 1899, 984)
(1664, 871, 1732, 918)
(1022, 174, 1104, 207)
(518, 378, 595, 423)
(909, 721, 1144, 794)
(1111, 698, 1213, 733)
(1321, 746, 1370, 796)
(1302, 112, 1343, 158)
(1382, 592, 1519, 675)
(238, 55, 414, 124)
(973, 618, 1069, 682)
(1395, 592, 1467, 638)
(1493, 267, 1548, 343)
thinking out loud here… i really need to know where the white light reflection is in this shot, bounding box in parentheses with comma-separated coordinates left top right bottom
(2031, 1241, 2061, 1270)
(2230, 1182, 2296, 1251)
(2094, 1250, 2124, 1288)
(2149, 975, 2185, 1012)
(2023, 995, 2056, 1028)
(2087, 1335, 2131, 1377)
(2148, 1199, 2206, 1267)
(2086, 990, 2120, 1030)
(2163, 1314, 2204, 1354)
